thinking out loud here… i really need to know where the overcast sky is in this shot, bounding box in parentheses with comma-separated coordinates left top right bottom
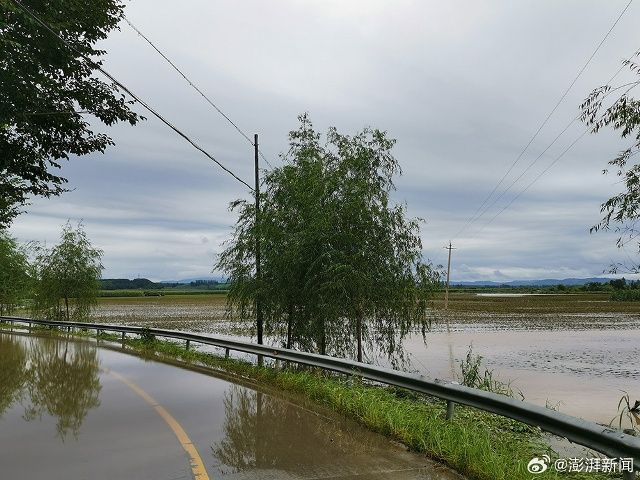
(9, 0, 640, 282)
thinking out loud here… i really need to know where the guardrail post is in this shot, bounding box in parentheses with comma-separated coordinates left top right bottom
(121, 331, 125, 341)
(186, 339, 190, 351)
(225, 348, 229, 359)
(446, 400, 455, 420)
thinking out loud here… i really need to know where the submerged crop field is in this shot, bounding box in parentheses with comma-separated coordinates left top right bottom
(88, 290, 640, 430)
(90, 291, 640, 334)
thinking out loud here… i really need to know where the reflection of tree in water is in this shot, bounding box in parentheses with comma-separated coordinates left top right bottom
(212, 385, 373, 474)
(24, 336, 101, 438)
(0, 334, 29, 416)
(0, 334, 101, 438)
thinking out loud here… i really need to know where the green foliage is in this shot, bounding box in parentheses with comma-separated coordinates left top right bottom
(139, 327, 155, 343)
(609, 278, 627, 290)
(581, 52, 640, 272)
(610, 289, 640, 302)
(0, 230, 30, 315)
(32, 222, 103, 321)
(458, 345, 516, 398)
(0, 0, 141, 226)
(580, 282, 609, 292)
(217, 114, 439, 364)
(611, 391, 640, 433)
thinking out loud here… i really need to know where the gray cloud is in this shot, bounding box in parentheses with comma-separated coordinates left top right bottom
(8, 0, 640, 282)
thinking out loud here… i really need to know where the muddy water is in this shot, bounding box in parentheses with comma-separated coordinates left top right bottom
(89, 299, 639, 429)
(0, 333, 461, 480)
(408, 327, 640, 429)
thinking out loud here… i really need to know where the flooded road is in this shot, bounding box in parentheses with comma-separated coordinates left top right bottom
(0, 332, 461, 480)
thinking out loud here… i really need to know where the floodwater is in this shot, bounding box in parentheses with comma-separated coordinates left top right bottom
(409, 328, 640, 429)
(88, 298, 640, 429)
(0, 332, 461, 480)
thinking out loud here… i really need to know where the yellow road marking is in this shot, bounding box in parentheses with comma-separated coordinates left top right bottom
(108, 370, 211, 480)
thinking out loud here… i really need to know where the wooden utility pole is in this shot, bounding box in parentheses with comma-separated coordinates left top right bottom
(444, 241, 455, 310)
(254, 133, 263, 345)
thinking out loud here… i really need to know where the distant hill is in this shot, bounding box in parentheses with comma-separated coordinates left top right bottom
(453, 277, 615, 287)
(160, 276, 224, 284)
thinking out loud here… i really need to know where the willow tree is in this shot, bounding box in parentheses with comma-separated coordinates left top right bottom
(32, 223, 103, 321)
(0, 231, 30, 315)
(581, 51, 640, 272)
(217, 114, 439, 363)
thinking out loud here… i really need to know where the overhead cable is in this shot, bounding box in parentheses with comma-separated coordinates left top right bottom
(452, 0, 634, 240)
(467, 84, 640, 239)
(11, 0, 253, 191)
(123, 15, 275, 170)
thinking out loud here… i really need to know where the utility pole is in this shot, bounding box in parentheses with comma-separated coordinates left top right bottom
(254, 133, 263, 345)
(444, 241, 455, 310)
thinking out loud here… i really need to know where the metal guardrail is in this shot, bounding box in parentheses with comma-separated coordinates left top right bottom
(1, 315, 638, 476)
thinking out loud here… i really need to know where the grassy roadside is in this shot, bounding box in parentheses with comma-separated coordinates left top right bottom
(0, 323, 627, 480)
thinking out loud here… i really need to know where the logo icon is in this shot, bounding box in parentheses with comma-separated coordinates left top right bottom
(527, 455, 550, 474)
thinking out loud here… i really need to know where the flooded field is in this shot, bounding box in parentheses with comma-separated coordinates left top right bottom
(88, 293, 640, 429)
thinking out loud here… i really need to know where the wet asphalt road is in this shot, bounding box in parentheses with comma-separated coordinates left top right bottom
(0, 332, 461, 480)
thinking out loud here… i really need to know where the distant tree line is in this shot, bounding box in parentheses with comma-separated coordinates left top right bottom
(100, 278, 161, 290)
(99, 278, 222, 290)
(570, 278, 640, 292)
(189, 279, 220, 287)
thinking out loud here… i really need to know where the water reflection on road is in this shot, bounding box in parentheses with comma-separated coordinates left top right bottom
(0, 333, 101, 437)
(0, 332, 461, 480)
(211, 385, 449, 479)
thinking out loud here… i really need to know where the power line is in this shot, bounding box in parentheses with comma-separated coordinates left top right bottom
(452, 0, 634, 240)
(466, 81, 640, 239)
(475, 130, 588, 236)
(455, 68, 639, 242)
(11, 0, 253, 191)
(123, 15, 275, 170)
(463, 115, 580, 233)
(465, 79, 639, 236)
